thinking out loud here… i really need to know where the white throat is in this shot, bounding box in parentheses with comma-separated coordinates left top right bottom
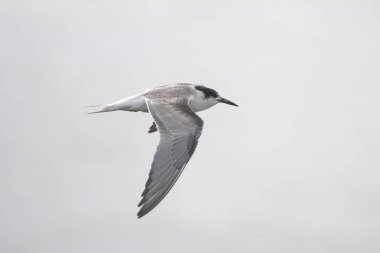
(189, 96, 218, 112)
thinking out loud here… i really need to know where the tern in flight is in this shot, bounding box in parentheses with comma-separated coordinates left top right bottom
(90, 83, 238, 218)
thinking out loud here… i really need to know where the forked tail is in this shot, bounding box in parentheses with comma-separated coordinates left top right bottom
(87, 104, 116, 114)
(87, 93, 147, 114)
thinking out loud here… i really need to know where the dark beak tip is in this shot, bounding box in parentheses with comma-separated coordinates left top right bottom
(219, 98, 238, 107)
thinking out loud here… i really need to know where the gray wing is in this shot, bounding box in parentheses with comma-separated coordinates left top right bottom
(137, 98, 204, 218)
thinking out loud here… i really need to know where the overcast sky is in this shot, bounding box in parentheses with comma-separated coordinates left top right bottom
(1, 0, 379, 252)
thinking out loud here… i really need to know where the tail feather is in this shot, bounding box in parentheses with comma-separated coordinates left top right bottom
(87, 105, 115, 114)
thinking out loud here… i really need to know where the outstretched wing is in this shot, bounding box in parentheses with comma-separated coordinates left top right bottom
(137, 98, 204, 218)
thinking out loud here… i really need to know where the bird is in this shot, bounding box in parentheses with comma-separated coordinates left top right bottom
(89, 83, 238, 218)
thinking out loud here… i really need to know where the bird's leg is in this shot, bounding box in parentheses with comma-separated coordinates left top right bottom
(148, 122, 157, 133)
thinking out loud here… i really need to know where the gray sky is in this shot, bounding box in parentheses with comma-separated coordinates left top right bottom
(1, 0, 379, 252)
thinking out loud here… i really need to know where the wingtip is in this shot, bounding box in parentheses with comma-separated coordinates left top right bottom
(137, 208, 147, 219)
(138, 199, 145, 207)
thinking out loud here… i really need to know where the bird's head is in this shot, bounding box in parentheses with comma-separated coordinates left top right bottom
(195, 85, 239, 107)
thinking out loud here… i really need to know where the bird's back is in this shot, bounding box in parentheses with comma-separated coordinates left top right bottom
(144, 83, 197, 100)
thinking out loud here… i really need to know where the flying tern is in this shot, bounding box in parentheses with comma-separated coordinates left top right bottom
(90, 83, 238, 218)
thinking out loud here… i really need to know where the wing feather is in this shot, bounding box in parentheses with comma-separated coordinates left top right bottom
(137, 98, 203, 218)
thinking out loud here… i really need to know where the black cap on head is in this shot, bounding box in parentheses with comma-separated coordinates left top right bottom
(195, 85, 218, 98)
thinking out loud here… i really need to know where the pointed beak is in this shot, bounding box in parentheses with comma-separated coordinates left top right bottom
(217, 97, 239, 107)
